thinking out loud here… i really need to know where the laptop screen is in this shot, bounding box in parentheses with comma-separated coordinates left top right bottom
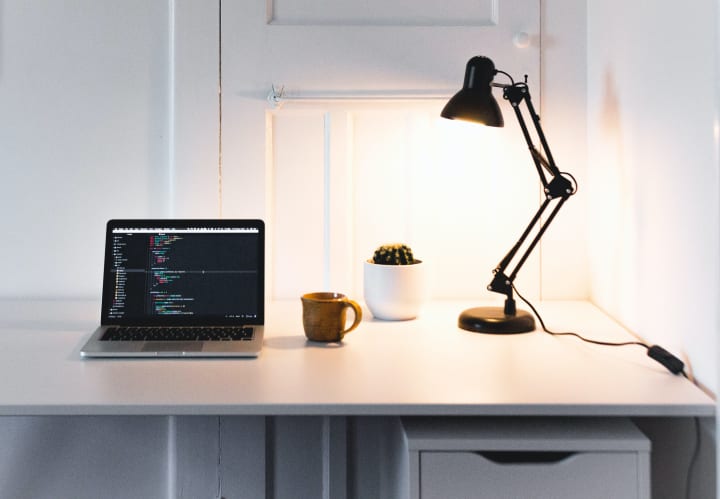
(101, 220, 264, 326)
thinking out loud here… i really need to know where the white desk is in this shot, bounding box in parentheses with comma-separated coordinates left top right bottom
(0, 299, 713, 499)
(0, 299, 712, 416)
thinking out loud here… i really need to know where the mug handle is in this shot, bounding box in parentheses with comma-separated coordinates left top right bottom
(340, 299, 363, 338)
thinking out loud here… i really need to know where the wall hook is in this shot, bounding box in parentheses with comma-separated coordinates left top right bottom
(267, 84, 285, 109)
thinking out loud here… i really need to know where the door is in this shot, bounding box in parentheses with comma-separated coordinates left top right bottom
(221, 0, 541, 300)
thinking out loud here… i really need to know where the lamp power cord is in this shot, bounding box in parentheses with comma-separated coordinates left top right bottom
(511, 284, 688, 377)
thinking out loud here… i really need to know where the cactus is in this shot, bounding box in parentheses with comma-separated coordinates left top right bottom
(372, 243, 416, 265)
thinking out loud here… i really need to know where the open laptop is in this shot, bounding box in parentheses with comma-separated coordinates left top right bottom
(81, 219, 265, 358)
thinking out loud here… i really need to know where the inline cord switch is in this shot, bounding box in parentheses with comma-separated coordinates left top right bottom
(647, 345, 685, 375)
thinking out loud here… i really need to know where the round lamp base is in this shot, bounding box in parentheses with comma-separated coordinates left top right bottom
(458, 306, 535, 334)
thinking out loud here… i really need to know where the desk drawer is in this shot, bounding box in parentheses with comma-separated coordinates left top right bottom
(405, 418, 650, 499)
(420, 450, 645, 499)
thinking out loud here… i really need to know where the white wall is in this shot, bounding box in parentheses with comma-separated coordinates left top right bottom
(0, 0, 594, 306)
(0, 0, 220, 299)
(586, 0, 719, 394)
(540, 0, 588, 300)
(0, 1, 169, 298)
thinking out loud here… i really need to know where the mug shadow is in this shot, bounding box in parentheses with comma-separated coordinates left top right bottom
(264, 335, 346, 350)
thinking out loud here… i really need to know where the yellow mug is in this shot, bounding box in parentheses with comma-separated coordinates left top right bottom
(301, 292, 362, 342)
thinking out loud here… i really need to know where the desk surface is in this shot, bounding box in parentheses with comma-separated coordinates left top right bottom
(0, 299, 713, 416)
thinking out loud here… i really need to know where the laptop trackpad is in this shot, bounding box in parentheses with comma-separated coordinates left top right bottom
(142, 342, 203, 352)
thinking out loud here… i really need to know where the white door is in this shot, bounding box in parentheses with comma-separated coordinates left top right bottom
(221, 0, 541, 300)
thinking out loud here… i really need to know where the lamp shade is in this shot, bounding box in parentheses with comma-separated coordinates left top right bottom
(441, 56, 504, 127)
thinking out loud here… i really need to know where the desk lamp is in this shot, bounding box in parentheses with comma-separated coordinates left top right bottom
(441, 56, 577, 334)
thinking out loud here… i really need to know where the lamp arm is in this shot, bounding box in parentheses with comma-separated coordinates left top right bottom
(489, 193, 570, 313)
(487, 77, 576, 308)
(492, 197, 552, 276)
(503, 80, 562, 181)
(509, 100, 552, 190)
(488, 197, 554, 316)
(507, 195, 568, 283)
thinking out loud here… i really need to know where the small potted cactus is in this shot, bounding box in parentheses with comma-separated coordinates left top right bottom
(371, 244, 416, 265)
(363, 243, 427, 320)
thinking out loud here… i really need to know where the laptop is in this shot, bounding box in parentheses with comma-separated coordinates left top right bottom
(81, 219, 265, 358)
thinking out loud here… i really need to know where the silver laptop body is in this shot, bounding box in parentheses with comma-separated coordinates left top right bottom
(81, 219, 265, 358)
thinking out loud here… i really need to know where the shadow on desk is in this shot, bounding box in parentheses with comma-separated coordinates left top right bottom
(264, 336, 345, 350)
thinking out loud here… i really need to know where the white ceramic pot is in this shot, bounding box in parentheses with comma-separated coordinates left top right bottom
(363, 260, 427, 320)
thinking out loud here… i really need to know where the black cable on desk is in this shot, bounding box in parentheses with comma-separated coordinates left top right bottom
(511, 284, 687, 376)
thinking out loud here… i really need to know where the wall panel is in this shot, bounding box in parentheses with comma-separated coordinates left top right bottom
(265, 101, 543, 301)
(270, 111, 327, 297)
(222, 0, 567, 304)
(0, 417, 167, 498)
(268, 0, 498, 26)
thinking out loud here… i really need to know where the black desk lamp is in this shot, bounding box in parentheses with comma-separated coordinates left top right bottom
(441, 56, 577, 334)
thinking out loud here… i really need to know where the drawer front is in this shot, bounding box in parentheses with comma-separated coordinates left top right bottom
(420, 451, 645, 499)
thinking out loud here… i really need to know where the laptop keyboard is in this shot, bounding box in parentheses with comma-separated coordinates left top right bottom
(101, 326, 255, 342)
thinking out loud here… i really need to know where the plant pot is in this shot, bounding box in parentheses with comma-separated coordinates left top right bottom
(363, 259, 427, 320)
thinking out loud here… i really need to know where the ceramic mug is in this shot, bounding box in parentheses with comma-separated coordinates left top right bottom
(301, 292, 362, 342)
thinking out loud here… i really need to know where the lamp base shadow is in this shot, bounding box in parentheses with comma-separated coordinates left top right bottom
(458, 306, 535, 334)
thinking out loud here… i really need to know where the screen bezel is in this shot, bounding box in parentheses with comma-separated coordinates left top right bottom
(100, 219, 265, 326)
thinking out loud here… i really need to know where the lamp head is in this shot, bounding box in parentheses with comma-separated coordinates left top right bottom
(441, 56, 504, 127)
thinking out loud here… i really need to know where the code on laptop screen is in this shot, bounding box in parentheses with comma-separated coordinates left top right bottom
(101, 221, 264, 325)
